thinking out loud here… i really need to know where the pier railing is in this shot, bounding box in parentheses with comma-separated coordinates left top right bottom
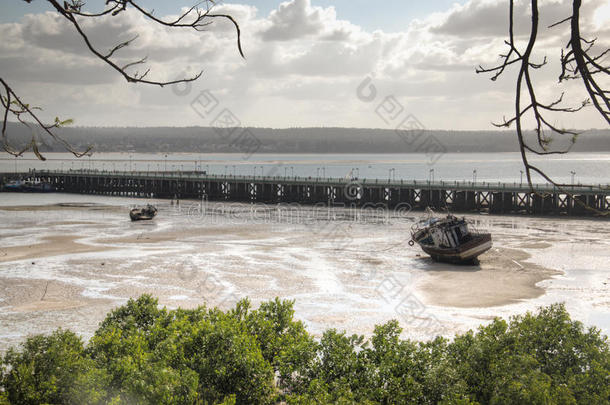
(2, 169, 609, 216)
(24, 169, 610, 194)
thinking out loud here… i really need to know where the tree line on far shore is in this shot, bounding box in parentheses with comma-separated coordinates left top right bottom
(1, 296, 609, 404)
(2, 122, 610, 154)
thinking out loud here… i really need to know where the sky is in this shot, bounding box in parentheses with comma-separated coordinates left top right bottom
(1, 0, 609, 130)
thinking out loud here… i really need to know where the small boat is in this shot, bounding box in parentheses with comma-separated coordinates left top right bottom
(2, 180, 55, 192)
(2, 180, 23, 192)
(129, 204, 158, 221)
(410, 209, 492, 264)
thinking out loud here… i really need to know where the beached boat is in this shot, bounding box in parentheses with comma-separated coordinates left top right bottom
(410, 210, 492, 264)
(129, 204, 158, 221)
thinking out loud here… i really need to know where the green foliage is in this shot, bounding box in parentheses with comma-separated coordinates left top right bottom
(1, 329, 109, 405)
(1, 299, 609, 405)
(97, 295, 164, 334)
(185, 308, 275, 404)
(54, 116, 74, 127)
(446, 303, 610, 405)
(88, 295, 272, 404)
(241, 297, 317, 393)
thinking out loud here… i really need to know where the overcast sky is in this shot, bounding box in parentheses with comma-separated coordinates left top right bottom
(1, 0, 609, 129)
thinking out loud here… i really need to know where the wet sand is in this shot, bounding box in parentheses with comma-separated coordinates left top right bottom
(0, 218, 561, 308)
(418, 247, 560, 308)
(1, 199, 608, 351)
(0, 203, 121, 212)
(1, 235, 113, 263)
(1, 211, 558, 311)
(2, 277, 87, 313)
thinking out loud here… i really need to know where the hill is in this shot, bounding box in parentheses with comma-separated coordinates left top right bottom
(2, 122, 609, 154)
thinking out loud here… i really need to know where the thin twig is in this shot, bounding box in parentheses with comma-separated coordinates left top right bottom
(477, 0, 609, 215)
(3, 0, 244, 159)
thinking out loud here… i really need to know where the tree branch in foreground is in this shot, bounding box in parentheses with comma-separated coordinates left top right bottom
(1, 78, 92, 160)
(3, 0, 244, 159)
(477, 0, 609, 215)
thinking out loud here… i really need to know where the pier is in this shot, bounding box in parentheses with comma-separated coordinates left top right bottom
(2, 170, 609, 216)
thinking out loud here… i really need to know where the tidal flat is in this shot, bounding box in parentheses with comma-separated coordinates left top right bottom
(0, 193, 608, 351)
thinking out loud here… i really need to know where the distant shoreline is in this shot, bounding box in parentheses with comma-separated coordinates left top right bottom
(3, 123, 610, 154)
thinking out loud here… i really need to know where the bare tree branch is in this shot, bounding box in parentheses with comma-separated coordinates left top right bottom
(2, 0, 244, 159)
(105, 34, 139, 59)
(563, 0, 610, 125)
(1, 78, 92, 160)
(477, 0, 609, 215)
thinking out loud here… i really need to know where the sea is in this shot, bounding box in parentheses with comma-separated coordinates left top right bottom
(2, 152, 610, 185)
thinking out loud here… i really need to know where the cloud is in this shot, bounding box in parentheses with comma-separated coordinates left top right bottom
(260, 0, 326, 41)
(430, 0, 520, 38)
(430, 0, 606, 39)
(1, 0, 608, 130)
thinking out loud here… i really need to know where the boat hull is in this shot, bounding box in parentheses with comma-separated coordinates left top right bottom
(2, 182, 55, 192)
(129, 209, 157, 221)
(417, 233, 492, 264)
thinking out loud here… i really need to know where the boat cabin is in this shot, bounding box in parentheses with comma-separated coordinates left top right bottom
(417, 217, 471, 249)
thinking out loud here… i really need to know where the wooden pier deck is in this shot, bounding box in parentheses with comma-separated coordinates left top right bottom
(2, 170, 609, 216)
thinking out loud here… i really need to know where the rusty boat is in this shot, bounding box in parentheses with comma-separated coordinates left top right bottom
(410, 210, 492, 264)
